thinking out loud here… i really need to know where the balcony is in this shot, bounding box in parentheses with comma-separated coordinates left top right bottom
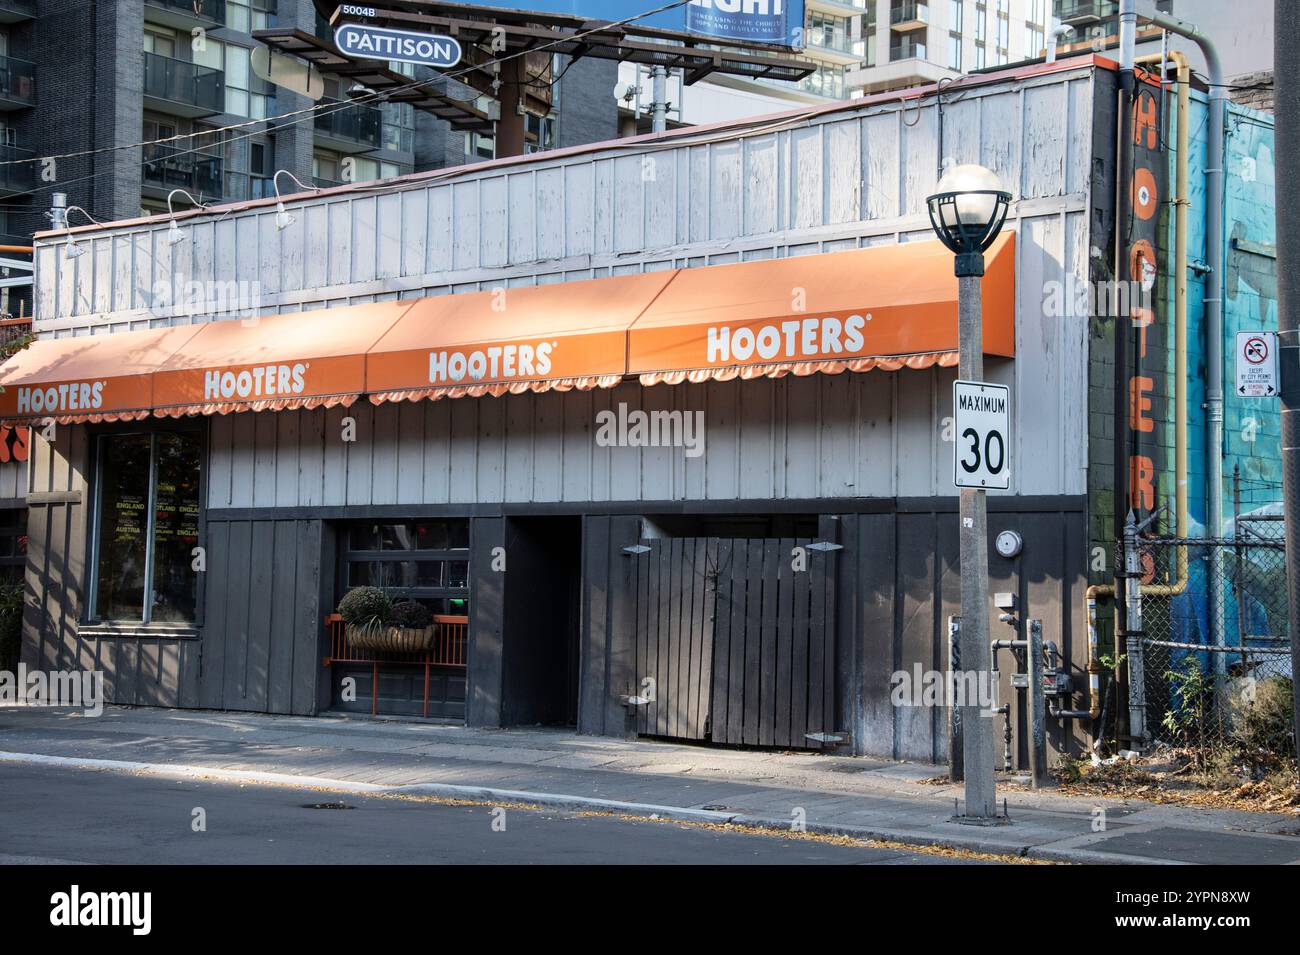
(0, 55, 35, 110)
(0, 145, 35, 197)
(143, 51, 224, 118)
(804, 27, 862, 65)
(890, 1, 928, 31)
(1054, 0, 1118, 25)
(890, 35, 928, 62)
(144, 0, 224, 30)
(142, 146, 223, 202)
(314, 98, 383, 154)
(847, 56, 958, 95)
(0, 0, 34, 24)
(806, 0, 867, 13)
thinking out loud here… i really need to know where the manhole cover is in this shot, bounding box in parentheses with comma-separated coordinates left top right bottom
(301, 801, 355, 810)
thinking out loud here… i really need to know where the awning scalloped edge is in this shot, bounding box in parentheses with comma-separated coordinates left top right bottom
(0, 394, 360, 427)
(0, 354, 960, 426)
(367, 374, 624, 404)
(637, 352, 960, 387)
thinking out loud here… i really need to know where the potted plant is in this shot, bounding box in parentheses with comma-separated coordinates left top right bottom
(385, 600, 434, 651)
(337, 586, 392, 651)
(338, 587, 435, 653)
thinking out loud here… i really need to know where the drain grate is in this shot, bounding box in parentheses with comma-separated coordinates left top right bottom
(301, 801, 355, 810)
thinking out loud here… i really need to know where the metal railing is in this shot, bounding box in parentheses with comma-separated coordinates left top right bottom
(0, 0, 35, 18)
(0, 145, 34, 193)
(143, 51, 224, 113)
(1054, 0, 1118, 21)
(145, 0, 225, 20)
(807, 27, 855, 55)
(324, 612, 469, 718)
(890, 1, 929, 25)
(314, 97, 383, 149)
(142, 145, 224, 198)
(0, 54, 35, 105)
(890, 35, 928, 61)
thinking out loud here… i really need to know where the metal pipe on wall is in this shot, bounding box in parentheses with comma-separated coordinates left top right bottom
(1136, 2, 1228, 644)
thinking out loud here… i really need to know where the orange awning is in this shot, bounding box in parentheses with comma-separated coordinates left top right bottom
(0, 324, 203, 423)
(0, 237, 1016, 425)
(364, 271, 676, 403)
(627, 233, 1014, 385)
(150, 301, 412, 416)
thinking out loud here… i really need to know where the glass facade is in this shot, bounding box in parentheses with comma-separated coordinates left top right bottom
(341, 521, 470, 616)
(91, 431, 202, 624)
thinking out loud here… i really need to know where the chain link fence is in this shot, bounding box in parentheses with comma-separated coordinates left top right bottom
(1139, 515, 1295, 757)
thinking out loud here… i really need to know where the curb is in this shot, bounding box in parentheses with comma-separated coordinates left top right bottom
(0, 748, 1176, 864)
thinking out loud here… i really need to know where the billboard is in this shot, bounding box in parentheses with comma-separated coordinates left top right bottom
(406, 1, 805, 48)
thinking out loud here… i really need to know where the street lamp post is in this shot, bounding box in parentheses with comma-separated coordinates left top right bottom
(927, 165, 1011, 822)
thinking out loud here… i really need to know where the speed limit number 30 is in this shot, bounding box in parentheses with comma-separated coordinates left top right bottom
(952, 380, 1010, 490)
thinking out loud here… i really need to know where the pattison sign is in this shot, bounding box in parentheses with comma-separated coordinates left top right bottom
(334, 23, 463, 68)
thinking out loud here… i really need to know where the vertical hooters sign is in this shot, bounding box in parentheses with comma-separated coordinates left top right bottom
(1126, 83, 1166, 523)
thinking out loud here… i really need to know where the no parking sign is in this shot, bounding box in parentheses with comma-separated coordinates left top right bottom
(1235, 331, 1278, 397)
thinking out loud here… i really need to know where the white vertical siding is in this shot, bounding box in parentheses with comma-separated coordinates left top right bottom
(32, 67, 1099, 508)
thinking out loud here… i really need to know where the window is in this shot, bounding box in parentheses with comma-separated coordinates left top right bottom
(381, 101, 415, 153)
(973, 1, 986, 41)
(863, 2, 877, 67)
(226, 0, 276, 33)
(465, 132, 494, 161)
(341, 521, 470, 617)
(950, 0, 963, 32)
(193, 38, 274, 118)
(808, 11, 850, 53)
(90, 431, 202, 624)
(144, 28, 177, 58)
(948, 32, 963, 70)
(0, 507, 26, 584)
(524, 112, 556, 153)
(974, 43, 986, 68)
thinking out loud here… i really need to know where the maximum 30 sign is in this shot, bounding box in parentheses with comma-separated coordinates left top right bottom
(952, 379, 1010, 490)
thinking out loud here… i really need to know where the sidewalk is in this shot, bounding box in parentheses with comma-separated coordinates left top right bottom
(2, 706, 1298, 864)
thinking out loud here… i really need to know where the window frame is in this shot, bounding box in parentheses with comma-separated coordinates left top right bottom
(85, 421, 207, 628)
(336, 520, 471, 616)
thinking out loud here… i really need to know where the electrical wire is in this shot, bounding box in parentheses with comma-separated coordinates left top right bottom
(0, 0, 696, 170)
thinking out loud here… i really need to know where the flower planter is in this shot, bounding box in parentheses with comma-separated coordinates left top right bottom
(345, 623, 435, 653)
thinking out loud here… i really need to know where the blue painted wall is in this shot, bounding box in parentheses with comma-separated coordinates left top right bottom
(1172, 92, 1277, 533)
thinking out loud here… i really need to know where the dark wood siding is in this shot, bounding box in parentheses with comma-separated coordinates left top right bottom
(582, 500, 1088, 763)
(198, 517, 327, 716)
(20, 425, 326, 716)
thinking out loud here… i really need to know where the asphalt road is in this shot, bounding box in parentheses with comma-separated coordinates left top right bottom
(0, 763, 989, 865)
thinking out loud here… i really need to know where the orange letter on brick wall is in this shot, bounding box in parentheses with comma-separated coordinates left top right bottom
(1130, 455, 1155, 511)
(1134, 91, 1158, 149)
(1131, 307, 1155, 358)
(1129, 375, 1154, 432)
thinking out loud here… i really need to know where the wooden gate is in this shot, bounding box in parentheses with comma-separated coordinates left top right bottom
(632, 537, 836, 749)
